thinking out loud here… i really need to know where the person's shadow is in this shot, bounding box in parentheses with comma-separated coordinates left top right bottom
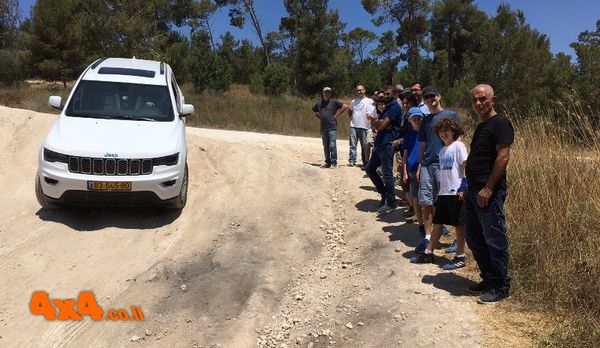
(355, 199, 380, 212)
(383, 223, 420, 247)
(302, 162, 322, 167)
(358, 185, 377, 192)
(36, 207, 181, 232)
(421, 272, 478, 297)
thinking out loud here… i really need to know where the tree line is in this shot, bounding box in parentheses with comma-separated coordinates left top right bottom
(0, 0, 598, 117)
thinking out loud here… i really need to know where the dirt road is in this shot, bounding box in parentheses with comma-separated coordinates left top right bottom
(0, 106, 482, 347)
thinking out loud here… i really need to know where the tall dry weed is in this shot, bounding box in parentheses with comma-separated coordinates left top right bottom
(505, 106, 600, 346)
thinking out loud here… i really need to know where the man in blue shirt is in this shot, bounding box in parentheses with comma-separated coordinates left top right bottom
(365, 86, 403, 213)
(415, 86, 461, 253)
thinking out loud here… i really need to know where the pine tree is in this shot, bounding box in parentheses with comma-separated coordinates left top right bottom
(346, 27, 377, 65)
(362, 0, 430, 80)
(22, 0, 90, 85)
(188, 31, 232, 93)
(280, 0, 346, 95)
(571, 20, 600, 118)
(0, 0, 21, 84)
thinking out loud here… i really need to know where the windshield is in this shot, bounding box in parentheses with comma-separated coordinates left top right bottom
(65, 80, 174, 121)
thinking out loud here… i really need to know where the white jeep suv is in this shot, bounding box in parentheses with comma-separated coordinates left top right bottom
(36, 57, 193, 210)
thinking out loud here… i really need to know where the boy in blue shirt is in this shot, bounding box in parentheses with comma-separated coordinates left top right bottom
(402, 107, 424, 233)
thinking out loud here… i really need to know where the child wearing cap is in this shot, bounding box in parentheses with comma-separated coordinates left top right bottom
(402, 107, 424, 233)
(411, 117, 468, 270)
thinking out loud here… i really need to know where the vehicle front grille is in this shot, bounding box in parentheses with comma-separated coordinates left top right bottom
(68, 157, 154, 176)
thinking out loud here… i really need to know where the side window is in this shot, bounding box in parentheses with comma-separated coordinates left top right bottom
(171, 78, 181, 113)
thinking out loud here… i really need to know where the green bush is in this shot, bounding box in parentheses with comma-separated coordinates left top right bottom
(249, 72, 263, 95)
(0, 49, 22, 85)
(262, 62, 289, 96)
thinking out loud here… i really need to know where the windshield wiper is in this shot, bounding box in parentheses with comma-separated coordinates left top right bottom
(110, 115, 157, 122)
(69, 112, 112, 119)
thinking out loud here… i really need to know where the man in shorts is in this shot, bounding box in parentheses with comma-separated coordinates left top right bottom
(415, 86, 461, 253)
(411, 117, 468, 270)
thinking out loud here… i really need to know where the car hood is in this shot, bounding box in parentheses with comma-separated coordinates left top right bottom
(44, 115, 182, 158)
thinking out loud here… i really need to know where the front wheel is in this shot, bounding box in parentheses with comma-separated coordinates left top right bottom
(167, 163, 188, 210)
(35, 176, 57, 210)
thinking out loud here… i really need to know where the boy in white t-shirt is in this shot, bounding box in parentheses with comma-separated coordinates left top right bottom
(411, 117, 468, 270)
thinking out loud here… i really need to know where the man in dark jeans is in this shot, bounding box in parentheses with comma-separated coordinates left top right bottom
(465, 84, 515, 304)
(365, 86, 403, 213)
(311, 87, 348, 168)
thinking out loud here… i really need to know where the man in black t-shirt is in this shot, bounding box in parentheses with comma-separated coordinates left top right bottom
(311, 87, 348, 168)
(465, 84, 514, 304)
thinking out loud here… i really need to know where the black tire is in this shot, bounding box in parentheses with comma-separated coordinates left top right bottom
(35, 176, 57, 210)
(167, 163, 188, 210)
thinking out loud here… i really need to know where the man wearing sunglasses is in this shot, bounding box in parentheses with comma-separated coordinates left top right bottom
(410, 82, 430, 114)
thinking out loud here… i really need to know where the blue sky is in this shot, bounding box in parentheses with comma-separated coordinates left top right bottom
(19, 0, 599, 58)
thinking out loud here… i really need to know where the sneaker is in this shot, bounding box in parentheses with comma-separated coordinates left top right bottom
(377, 203, 398, 214)
(330, 163, 337, 169)
(445, 240, 457, 254)
(441, 225, 451, 236)
(415, 238, 429, 254)
(322, 163, 331, 168)
(442, 256, 465, 270)
(418, 224, 425, 237)
(348, 161, 356, 167)
(410, 253, 434, 264)
(467, 280, 494, 294)
(405, 217, 415, 224)
(477, 288, 510, 304)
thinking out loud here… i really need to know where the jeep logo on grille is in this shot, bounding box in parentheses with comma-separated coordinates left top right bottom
(104, 153, 119, 158)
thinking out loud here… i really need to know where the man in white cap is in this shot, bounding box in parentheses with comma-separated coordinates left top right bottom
(311, 87, 348, 168)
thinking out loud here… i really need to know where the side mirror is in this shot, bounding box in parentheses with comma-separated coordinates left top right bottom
(180, 104, 194, 117)
(48, 96, 62, 110)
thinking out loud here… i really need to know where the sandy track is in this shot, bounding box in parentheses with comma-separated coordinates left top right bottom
(0, 106, 481, 347)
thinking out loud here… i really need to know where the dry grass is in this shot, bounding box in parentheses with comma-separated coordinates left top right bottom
(182, 84, 352, 140)
(504, 107, 600, 346)
(1, 82, 599, 346)
(0, 81, 71, 114)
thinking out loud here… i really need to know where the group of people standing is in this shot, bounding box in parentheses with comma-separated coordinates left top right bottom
(310, 83, 514, 304)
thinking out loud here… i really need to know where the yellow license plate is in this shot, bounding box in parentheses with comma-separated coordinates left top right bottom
(87, 181, 132, 191)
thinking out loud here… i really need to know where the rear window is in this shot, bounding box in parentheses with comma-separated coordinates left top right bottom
(65, 80, 174, 122)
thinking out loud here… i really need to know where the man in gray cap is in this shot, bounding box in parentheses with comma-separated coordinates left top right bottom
(311, 87, 348, 168)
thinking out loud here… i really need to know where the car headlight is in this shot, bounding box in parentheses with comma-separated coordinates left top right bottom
(43, 148, 68, 163)
(153, 153, 179, 166)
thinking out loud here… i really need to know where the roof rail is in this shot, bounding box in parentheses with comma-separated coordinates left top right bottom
(159, 62, 165, 75)
(90, 57, 107, 69)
